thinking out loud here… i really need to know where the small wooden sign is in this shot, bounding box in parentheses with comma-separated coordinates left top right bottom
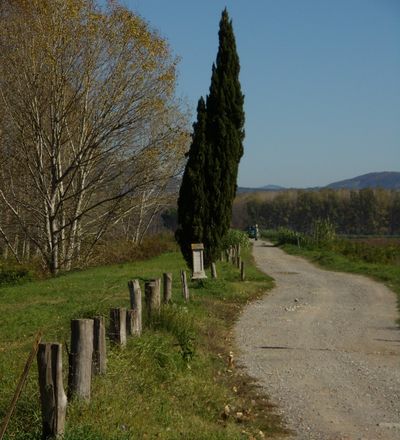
(191, 243, 207, 280)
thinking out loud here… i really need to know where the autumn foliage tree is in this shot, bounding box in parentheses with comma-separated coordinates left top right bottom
(0, 0, 188, 273)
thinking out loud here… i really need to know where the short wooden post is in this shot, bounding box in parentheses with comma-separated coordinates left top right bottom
(211, 263, 217, 279)
(240, 261, 245, 281)
(37, 343, 67, 439)
(68, 319, 93, 401)
(163, 272, 173, 304)
(236, 255, 241, 269)
(236, 243, 241, 257)
(93, 316, 106, 375)
(231, 246, 236, 264)
(128, 279, 142, 335)
(180, 269, 189, 301)
(145, 279, 161, 320)
(225, 249, 230, 262)
(126, 309, 141, 336)
(109, 308, 127, 346)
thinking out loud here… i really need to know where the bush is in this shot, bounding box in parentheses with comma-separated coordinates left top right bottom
(0, 262, 33, 286)
(264, 227, 306, 246)
(310, 218, 336, 247)
(221, 229, 250, 250)
(88, 233, 178, 267)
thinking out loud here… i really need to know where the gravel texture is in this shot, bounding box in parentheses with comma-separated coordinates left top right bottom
(235, 241, 400, 440)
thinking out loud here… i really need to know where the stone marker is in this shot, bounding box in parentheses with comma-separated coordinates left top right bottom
(191, 243, 207, 280)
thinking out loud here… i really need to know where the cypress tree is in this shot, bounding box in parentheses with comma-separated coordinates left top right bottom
(176, 8, 244, 267)
(203, 8, 245, 265)
(176, 97, 208, 266)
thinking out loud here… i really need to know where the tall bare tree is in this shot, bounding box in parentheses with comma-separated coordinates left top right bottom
(0, 0, 188, 273)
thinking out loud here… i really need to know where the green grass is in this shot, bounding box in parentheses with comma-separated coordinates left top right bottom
(0, 248, 286, 439)
(280, 244, 400, 300)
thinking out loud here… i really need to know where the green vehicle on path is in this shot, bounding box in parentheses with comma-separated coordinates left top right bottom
(247, 225, 259, 240)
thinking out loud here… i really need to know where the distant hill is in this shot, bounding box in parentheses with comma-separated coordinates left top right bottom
(326, 172, 400, 190)
(237, 172, 400, 193)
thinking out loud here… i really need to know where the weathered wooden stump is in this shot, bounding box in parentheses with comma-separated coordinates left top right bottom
(109, 308, 127, 346)
(128, 279, 142, 335)
(211, 262, 217, 279)
(163, 272, 173, 304)
(126, 309, 141, 336)
(68, 319, 94, 401)
(93, 316, 106, 375)
(145, 279, 161, 320)
(225, 249, 230, 262)
(37, 343, 67, 439)
(240, 261, 245, 281)
(180, 270, 189, 302)
(236, 255, 241, 269)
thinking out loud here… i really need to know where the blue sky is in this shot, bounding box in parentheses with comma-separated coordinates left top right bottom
(124, 0, 400, 188)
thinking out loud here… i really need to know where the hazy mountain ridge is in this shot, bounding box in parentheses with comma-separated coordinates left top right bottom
(325, 172, 400, 190)
(238, 172, 400, 192)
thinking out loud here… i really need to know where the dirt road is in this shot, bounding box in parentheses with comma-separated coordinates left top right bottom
(235, 241, 400, 440)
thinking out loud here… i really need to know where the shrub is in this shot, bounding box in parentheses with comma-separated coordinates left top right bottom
(88, 233, 178, 267)
(0, 262, 33, 287)
(221, 229, 250, 250)
(310, 218, 336, 247)
(271, 228, 306, 246)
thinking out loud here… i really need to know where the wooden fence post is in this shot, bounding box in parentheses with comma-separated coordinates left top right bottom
(211, 263, 217, 279)
(68, 319, 94, 401)
(145, 279, 161, 320)
(128, 280, 142, 335)
(180, 270, 189, 302)
(163, 272, 173, 304)
(109, 308, 127, 347)
(126, 309, 141, 336)
(240, 261, 245, 281)
(236, 255, 241, 269)
(93, 316, 106, 375)
(37, 343, 67, 439)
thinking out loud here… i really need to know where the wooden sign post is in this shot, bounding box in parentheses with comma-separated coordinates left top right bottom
(191, 243, 207, 280)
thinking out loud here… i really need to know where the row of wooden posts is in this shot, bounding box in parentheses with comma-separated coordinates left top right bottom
(5, 246, 245, 439)
(222, 243, 246, 281)
(35, 271, 192, 439)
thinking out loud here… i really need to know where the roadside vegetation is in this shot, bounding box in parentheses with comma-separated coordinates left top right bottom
(0, 234, 287, 440)
(263, 224, 400, 299)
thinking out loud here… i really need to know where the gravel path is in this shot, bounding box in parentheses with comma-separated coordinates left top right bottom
(235, 241, 400, 440)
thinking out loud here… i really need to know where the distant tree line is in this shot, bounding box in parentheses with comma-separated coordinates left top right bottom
(237, 189, 400, 235)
